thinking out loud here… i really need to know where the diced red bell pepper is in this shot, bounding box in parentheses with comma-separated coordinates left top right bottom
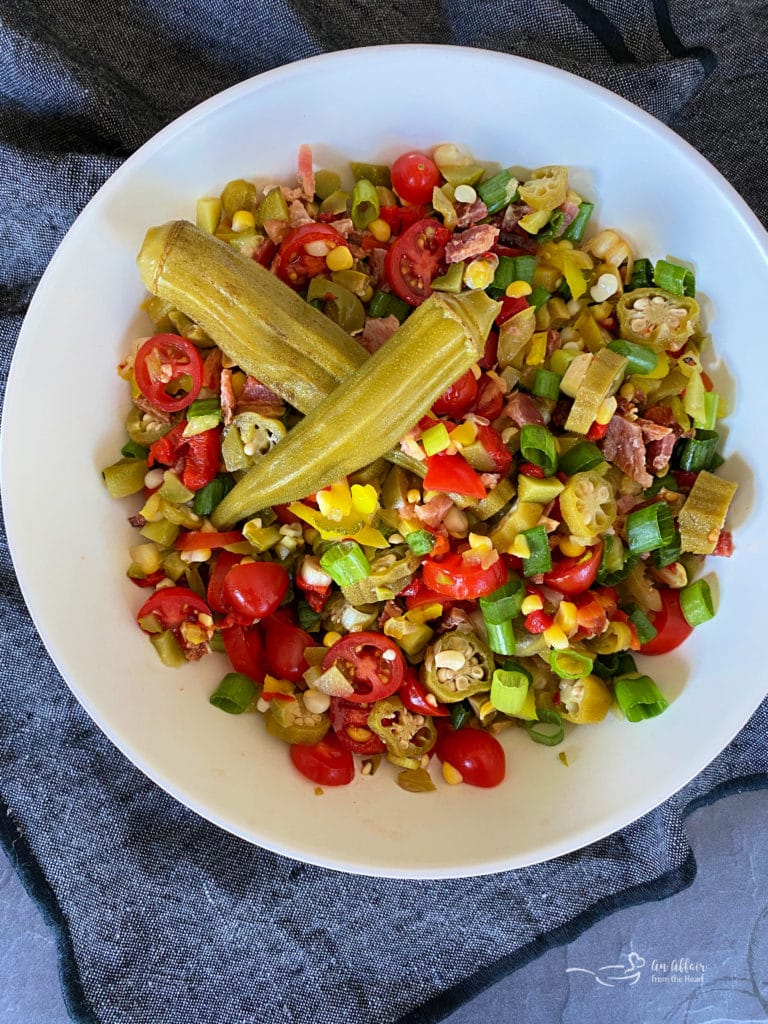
(586, 420, 609, 441)
(423, 452, 487, 499)
(181, 427, 221, 491)
(524, 609, 553, 634)
(475, 424, 512, 474)
(148, 421, 187, 468)
(399, 670, 450, 717)
(378, 204, 429, 234)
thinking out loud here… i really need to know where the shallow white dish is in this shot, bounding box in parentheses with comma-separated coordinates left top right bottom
(2, 45, 766, 878)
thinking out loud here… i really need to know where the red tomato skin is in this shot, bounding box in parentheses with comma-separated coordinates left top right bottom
(495, 295, 529, 327)
(378, 204, 428, 234)
(175, 530, 243, 551)
(524, 609, 554, 634)
(471, 374, 505, 420)
(399, 671, 450, 717)
(479, 329, 499, 370)
(422, 452, 487, 499)
(641, 589, 693, 655)
(134, 335, 204, 413)
(431, 369, 479, 417)
(262, 616, 315, 683)
(421, 552, 506, 601)
(391, 151, 441, 204)
(222, 624, 265, 682)
(137, 586, 210, 631)
(276, 223, 346, 289)
(290, 734, 355, 786)
(206, 550, 242, 614)
(543, 543, 603, 596)
(384, 217, 451, 306)
(475, 424, 512, 474)
(221, 562, 290, 623)
(329, 699, 386, 755)
(436, 728, 506, 787)
(322, 632, 405, 703)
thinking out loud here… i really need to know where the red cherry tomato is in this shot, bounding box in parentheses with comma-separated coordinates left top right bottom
(134, 335, 204, 414)
(221, 561, 290, 623)
(436, 728, 506, 788)
(276, 223, 347, 289)
(175, 530, 243, 551)
(136, 586, 212, 654)
(221, 623, 265, 682)
(329, 699, 386, 755)
(422, 452, 487, 499)
(640, 588, 693, 655)
(206, 550, 242, 614)
(421, 551, 507, 601)
(475, 424, 512, 474)
(290, 733, 355, 787)
(390, 151, 441, 204)
(181, 428, 221, 492)
(378, 204, 429, 234)
(399, 670, 449, 718)
(401, 577, 453, 611)
(262, 615, 315, 683)
(322, 632, 405, 704)
(471, 373, 506, 420)
(543, 542, 603, 596)
(432, 369, 478, 417)
(385, 217, 451, 306)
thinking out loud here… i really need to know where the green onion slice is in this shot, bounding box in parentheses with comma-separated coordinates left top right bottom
(654, 259, 696, 297)
(485, 620, 516, 656)
(492, 254, 536, 291)
(592, 651, 637, 681)
(626, 604, 658, 645)
(677, 430, 720, 472)
(521, 524, 552, 577)
(652, 532, 682, 569)
(490, 664, 532, 715)
(561, 201, 594, 243)
(520, 424, 558, 476)
(626, 501, 676, 554)
(526, 709, 565, 746)
(549, 649, 594, 679)
(449, 700, 473, 730)
(558, 441, 604, 476)
(192, 474, 235, 516)
(628, 258, 654, 290)
(532, 369, 562, 401)
(367, 289, 411, 322)
(680, 578, 715, 626)
(210, 672, 258, 714)
(529, 286, 552, 310)
(614, 674, 669, 722)
(477, 168, 518, 214)
(607, 339, 659, 377)
(319, 540, 371, 586)
(121, 439, 149, 460)
(478, 576, 525, 624)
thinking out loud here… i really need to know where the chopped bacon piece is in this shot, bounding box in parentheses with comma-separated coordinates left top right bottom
(505, 391, 545, 427)
(202, 347, 222, 391)
(330, 217, 354, 239)
(414, 493, 454, 529)
(288, 200, 313, 227)
(501, 203, 530, 233)
(298, 143, 315, 199)
(367, 247, 388, 289)
(455, 199, 489, 228)
(445, 224, 500, 264)
(263, 219, 290, 244)
(360, 315, 399, 354)
(645, 431, 677, 474)
(602, 415, 653, 488)
(378, 601, 403, 629)
(132, 394, 172, 423)
(559, 199, 580, 231)
(712, 530, 734, 557)
(220, 368, 236, 426)
(637, 418, 673, 442)
(546, 328, 562, 357)
(236, 377, 286, 418)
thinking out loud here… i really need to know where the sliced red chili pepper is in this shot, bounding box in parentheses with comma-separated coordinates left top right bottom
(399, 670, 449, 717)
(134, 334, 204, 414)
(586, 420, 609, 441)
(471, 374, 505, 420)
(175, 529, 243, 551)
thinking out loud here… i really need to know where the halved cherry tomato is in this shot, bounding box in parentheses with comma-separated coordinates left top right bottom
(329, 699, 386, 755)
(385, 217, 451, 306)
(399, 669, 449, 718)
(423, 452, 486, 499)
(207, 550, 242, 614)
(712, 530, 733, 557)
(222, 623, 265, 682)
(221, 561, 290, 623)
(390, 151, 441, 204)
(134, 335, 204, 413)
(471, 374, 505, 420)
(378, 204, 428, 234)
(262, 615, 315, 683)
(640, 588, 693, 655)
(436, 727, 505, 787)
(181, 428, 221, 492)
(290, 733, 355, 787)
(401, 577, 453, 611)
(543, 542, 603, 596)
(475, 424, 512, 474)
(137, 586, 210, 631)
(495, 295, 529, 327)
(322, 632, 405, 704)
(175, 530, 243, 551)
(129, 568, 166, 589)
(422, 551, 506, 601)
(518, 461, 545, 478)
(276, 223, 347, 289)
(431, 369, 478, 417)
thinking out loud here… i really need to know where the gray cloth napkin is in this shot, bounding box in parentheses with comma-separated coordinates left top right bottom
(1, 2, 767, 1022)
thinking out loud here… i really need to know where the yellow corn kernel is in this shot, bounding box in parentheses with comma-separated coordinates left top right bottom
(405, 602, 444, 624)
(468, 532, 493, 553)
(559, 537, 586, 558)
(595, 395, 617, 425)
(323, 631, 342, 648)
(505, 280, 533, 298)
(449, 420, 478, 447)
(231, 209, 256, 232)
(442, 762, 464, 785)
(543, 624, 569, 650)
(555, 600, 578, 634)
(521, 594, 543, 615)
(325, 245, 354, 272)
(406, 488, 422, 504)
(346, 726, 373, 743)
(526, 331, 549, 366)
(509, 534, 531, 559)
(464, 257, 498, 290)
(368, 218, 391, 243)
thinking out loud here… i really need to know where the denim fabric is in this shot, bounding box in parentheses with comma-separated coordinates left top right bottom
(1, 2, 767, 1022)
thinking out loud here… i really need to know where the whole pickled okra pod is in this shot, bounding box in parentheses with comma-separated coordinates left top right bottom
(211, 290, 501, 528)
(136, 220, 366, 414)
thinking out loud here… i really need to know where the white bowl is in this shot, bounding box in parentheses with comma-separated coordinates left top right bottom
(3, 45, 766, 878)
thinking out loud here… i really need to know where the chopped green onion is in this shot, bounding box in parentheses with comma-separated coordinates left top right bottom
(521, 524, 552, 577)
(550, 348, 579, 377)
(536, 210, 564, 241)
(549, 650, 594, 679)
(520, 424, 558, 476)
(596, 535, 637, 586)
(183, 397, 222, 436)
(477, 168, 518, 214)
(607, 339, 659, 377)
(350, 178, 380, 230)
(628, 258, 654, 290)
(561, 201, 594, 243)
(121, 439, 149, 460)
(449, 700, 473, 730)
(680, 578, 714, 626)
(297, 599, 323, 632)
(654, 259, 695, 297)
(532, 369, 562, 401)
(484, 620, 516, 655)
(192, 474, 235, 516)
(693, 390, 719, 432)
(210, 672, 258, 714)
(492, 255, 535, 291)
(367, 289, 411, 322)
(405, 530, 436, 556)
(644, 472, 679, 499)
(478, 576, 525, 624)
(528, 286, 551, 310)
(626, 604, 658, 645)
(350, 161, 391, 187)
(652, 531, 682, 568)
(526, 709, 564, 746)
(490, 664, 532, 715)
(592, 651, 637, 680)
(614, 674, 669, 722)
(208, 630, 226, 654)
(626, 501, 676, 554)
(558, 440, 604, 476)
(319, 540, 371, 586)
(421, 422, 451, 456)
(677, 430, 720, 472)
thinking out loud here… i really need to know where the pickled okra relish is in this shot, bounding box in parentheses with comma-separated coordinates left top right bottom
(104, 143, 738, 792)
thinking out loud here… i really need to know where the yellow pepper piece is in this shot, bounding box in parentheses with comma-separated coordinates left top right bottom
(405, 602, 444, 624)
(316, 479, 353, 520)
(562, 253, 588, 300)
(351, 483, 379, 516)
(449, 420, 478, 447)
(526, 330, 548, 366)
